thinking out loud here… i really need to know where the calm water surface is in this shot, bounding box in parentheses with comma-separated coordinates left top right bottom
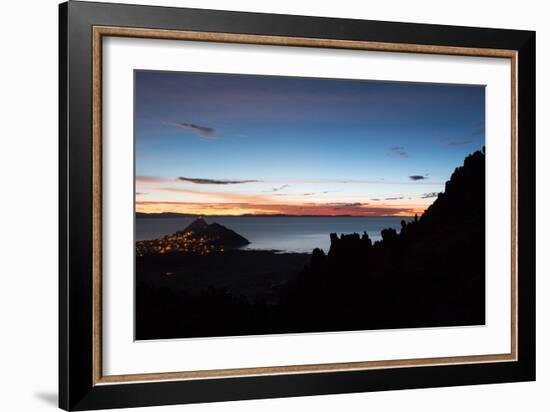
(136, 216, 413, 253)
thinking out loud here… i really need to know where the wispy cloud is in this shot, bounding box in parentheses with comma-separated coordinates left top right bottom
(387, 146, 409, 157)
(165, 121, 216, 139)
(444, 122, 484, 146)
(136, 200, 420, 217)
(136, 176, 174, 183)
(160, 187, 270, 204)
(274, 190, 333, 197)
(269, 184, 290, 192)
(286, 178, 437, 185)
(471, 120, 485, 138)
(327, 202, 369, 210)
(447, 139, 473, 146)
(409, 175, 427, 181)
(421, 192, 439, 198)
(178, 177, 260, 185)
(385, 196, 404, 200)
(137, 175, 441, 186)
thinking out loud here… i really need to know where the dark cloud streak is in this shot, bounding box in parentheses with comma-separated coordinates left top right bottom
(178, 122, 215, 136)
(448, 139, 473, 146)
(164, 120, 216, 138)
(178, 177, 260, 185)
(270, 184, 290, 192)
(387, 146, 409, 157)
(421, 192, 440, 199)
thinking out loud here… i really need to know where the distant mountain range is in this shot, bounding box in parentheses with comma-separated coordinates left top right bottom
(136, 212, 198, 219)
(136, 212, 403, 218)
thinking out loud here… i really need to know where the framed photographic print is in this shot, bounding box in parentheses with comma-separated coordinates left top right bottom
(59, 1, 536, 410)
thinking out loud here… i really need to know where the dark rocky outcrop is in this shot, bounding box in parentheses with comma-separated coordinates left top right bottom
(278, 149, 486, 333)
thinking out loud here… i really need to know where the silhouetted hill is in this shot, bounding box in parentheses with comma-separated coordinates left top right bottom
(136, 217, 250, 256)
(178, 217, 250, 248)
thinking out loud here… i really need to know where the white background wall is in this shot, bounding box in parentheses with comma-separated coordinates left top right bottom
(0, 0, 547, 411)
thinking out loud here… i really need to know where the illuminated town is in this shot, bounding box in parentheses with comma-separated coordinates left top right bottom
(136, 230, 225, 257)
(136, 217, 251, 256)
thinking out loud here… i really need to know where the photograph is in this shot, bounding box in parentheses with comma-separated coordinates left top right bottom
(134, 70, 487, 340)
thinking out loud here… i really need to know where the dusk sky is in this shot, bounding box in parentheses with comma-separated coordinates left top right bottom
(135, 70, 485, 216)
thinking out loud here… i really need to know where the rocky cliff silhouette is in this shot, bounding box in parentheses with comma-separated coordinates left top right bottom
(278, 148, 486, 332)
(136, 149, 486, 339)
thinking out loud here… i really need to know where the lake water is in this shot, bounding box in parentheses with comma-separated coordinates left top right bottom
(136, 216, 413, 254)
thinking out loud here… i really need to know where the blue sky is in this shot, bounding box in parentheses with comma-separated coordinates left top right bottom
(135, 70, 485, 216)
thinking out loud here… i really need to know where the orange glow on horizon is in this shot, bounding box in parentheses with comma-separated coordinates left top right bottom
(136, 200, 428, 217)
(136, 177, 438, 217)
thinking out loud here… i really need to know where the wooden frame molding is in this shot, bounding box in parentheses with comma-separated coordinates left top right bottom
(91, 25, 518, 386)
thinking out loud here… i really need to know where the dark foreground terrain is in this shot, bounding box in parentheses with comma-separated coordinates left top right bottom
(136, 250, 310, 339)
(136, 149, 485, 340)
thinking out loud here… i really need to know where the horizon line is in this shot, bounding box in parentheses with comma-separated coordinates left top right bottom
(136, 212, 420, 218)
